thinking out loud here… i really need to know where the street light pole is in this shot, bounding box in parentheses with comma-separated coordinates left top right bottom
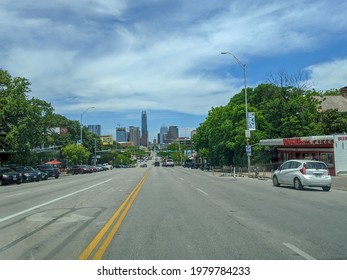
(80, 106, 95, 145)
(221, 52, 250, 175)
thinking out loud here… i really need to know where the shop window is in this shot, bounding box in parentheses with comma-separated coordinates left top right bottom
(320, 153, 334, 167)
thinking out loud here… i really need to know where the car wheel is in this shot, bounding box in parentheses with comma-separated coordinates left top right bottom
(55, 175, 59, 179)
(322, 186, 331, 192)
(273, 176, 280, 187)
(294, 178, 303, 190)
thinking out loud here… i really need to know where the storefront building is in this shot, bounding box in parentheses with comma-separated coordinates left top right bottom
(260, 135, 347, 176)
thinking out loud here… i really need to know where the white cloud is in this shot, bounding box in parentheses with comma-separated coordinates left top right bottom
(306, 59, 347, 90)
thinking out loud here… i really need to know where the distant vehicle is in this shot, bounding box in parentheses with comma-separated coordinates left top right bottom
(37, 164, 60, 179)
(12, 166, 43, 182)
(203, 164, 210, 171)
(140, 163, 147, 167)
(163, 159, 174, 167)
(154, 161, 160, 167)
(0, 167, 22, 185)
(183, 160, 193, 168)
(191, 163, 202, 169)
(272, 159, 332, 191)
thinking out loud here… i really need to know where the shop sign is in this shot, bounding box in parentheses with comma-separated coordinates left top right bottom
(283, 137, 333, 146)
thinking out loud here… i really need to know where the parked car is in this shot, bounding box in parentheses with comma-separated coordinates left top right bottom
(102, 163, 113, 170)
(154, 161, 160, 167)
(0, 167, 22, 185)
(87, 165, 97, 172)
(12, 166, 43, 182)
(272, 159, 332, 191)
(39, 170, 49, 180)
(96, 164, 107, 171)
(37, 164, 60, 179)
(71, 165, 90, 175)
(94, 165, 104, 172)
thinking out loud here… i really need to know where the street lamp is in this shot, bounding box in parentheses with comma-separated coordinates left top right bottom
(80, 106, 95, 145)
(221, 51, 250, 175)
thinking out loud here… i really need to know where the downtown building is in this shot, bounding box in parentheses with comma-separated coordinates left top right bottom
(87, 125, 101, 136)
(116, 127, 127, 142)
(140, 111, 148, 147)
(129, 126, 141, 147)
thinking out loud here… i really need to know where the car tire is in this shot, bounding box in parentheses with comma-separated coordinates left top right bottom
(272, 176, 280, 187)
(294, 178, 303, 190)
(322, 186, 331, 192)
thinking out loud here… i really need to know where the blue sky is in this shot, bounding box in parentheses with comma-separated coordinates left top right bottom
(1, 0, 347, 141)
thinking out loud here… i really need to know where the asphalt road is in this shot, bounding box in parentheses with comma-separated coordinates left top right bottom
(0, 165, 346, 260)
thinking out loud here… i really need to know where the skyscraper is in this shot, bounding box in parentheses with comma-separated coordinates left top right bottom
(116, 127, 127, 142)
(87, 125, 101, 136)
(159, 124, 168, 149)
(168, 126, 179, 141)
(129, 126, 141, 147)
(141, 111, 148, 147)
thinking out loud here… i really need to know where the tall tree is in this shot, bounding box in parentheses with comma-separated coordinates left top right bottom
(61, 144, 90, 166)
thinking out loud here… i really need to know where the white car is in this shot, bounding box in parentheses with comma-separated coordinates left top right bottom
(272, 159, 332, 191)
(164, 159, 174, 167)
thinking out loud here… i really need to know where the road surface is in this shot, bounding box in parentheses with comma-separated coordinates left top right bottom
(0, 165, 346, 260)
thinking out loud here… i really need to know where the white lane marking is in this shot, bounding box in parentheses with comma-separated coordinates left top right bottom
(283, 243, 316, 260)
(0, 179, 112, 223)
(196, 188, 208, 196)
(180, 178, 184, 180)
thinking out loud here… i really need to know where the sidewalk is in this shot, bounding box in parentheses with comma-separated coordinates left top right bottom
(207, 170, 347, 191)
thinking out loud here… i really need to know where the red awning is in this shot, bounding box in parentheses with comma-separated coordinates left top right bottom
(45, 160, 62, 165)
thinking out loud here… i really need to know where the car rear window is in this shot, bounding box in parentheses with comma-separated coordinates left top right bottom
(304, 162, 327, 170)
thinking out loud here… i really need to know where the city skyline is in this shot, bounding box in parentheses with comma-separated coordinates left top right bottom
(96, 111, 192, 146)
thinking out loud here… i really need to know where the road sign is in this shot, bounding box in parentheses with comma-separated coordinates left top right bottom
(246, 145, 251, 156)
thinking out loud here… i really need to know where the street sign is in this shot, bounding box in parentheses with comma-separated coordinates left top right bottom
(246, 145, 251, 156)
(245, 129, 251, 138)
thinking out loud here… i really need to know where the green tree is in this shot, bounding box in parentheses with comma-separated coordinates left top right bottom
(321, 109, 347, 135)
(61, 144, 90, 166)
(1, 69, 55, 164)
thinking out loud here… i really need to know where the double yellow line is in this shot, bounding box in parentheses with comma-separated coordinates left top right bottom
(78, 169, 151, 260)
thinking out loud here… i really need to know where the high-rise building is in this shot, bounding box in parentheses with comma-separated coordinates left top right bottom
(87, 125, 101, 136)
(159, 125, 168, 149)
(116, 127, 127, 142)
(129, 126, 141, 147)
(168, 126, 179, 141)
(141, 111, 148, 147)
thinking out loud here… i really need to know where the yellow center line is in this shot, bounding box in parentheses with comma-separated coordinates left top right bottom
(78, 169, 151, 260)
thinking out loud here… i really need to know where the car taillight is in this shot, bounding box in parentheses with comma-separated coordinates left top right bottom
(300, 166, 306, 175)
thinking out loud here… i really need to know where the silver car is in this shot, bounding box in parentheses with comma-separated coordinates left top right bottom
(273, 160, 332, 191)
